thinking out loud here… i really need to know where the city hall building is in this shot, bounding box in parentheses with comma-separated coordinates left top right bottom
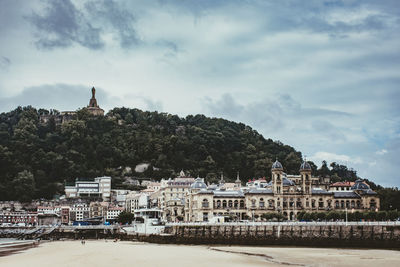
(186, 160, 380, 222)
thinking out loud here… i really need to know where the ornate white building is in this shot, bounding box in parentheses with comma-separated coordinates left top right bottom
(186, 160, 380, 222)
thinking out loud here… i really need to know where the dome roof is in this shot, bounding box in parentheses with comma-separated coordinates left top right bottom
(300, 161, 311, 171)
(191, 178, 207, 189)
(351, 179, 370, 190)
(272, 160, 283, 170)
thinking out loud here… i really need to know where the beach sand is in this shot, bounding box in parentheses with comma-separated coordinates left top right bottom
(0, 240, 399, 267)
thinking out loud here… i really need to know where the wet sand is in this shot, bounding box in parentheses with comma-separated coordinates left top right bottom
(0, 240, 399, 267)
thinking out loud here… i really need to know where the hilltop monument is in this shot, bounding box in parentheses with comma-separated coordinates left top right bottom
(86, 87, 104, 116)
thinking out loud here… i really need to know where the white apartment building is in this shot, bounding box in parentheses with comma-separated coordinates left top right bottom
(70, 203, 90, 221)
(106, 207, 124, 221)
(65, 176, 112, 201)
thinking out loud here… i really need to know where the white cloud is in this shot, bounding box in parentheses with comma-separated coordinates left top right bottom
(310, 152, 363, 166)
(376, 149, 388, 155)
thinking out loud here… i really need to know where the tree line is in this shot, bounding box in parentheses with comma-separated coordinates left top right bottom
(0, 106, 399, 210)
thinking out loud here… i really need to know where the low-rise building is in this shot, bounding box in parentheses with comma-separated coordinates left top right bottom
(0, 211, 38, 225)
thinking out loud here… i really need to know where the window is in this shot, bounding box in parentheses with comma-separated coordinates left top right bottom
(268, 199, 274, 208)
(234, 200, 238, 208)
(216, 200, 221, 208)
(202, 199, 209, 208)
(259, 198, 265, 208)
(228, 200, 233, 208)
(370, 199, 376, 209)
(251, 199, 256, 208)
(240, 200, 245, 209)
(318, 198, 324, 208)
(222, 200, 227, 208)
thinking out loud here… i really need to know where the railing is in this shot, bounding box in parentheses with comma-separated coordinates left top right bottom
(166, 221, 400, 227)
(59, 225, 120, 230)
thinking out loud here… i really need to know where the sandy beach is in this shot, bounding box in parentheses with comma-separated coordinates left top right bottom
(0, 240, 399, 267)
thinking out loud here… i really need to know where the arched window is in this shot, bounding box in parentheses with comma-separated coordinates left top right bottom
(356, 200, 361, 209)
(259, 198, 265, 208)
(240, 200, 245, 209)
(268, 199, 274, 208)
(340, 200, 345, 209)
(351, 200, 355, 208)
(228, 200, 233, 208)
(216, 200, 221, 208)
(234, 200, 238, 208)
(318, 198, 324, 208)
(222, 200, 227, 208)
(335, 200, 339, 208)
(346, 200, 350, 208)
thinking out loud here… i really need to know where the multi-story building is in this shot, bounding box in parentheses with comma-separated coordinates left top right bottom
(89, 201, 109, 219)
(159, 171, 195, 222)
(0, 211, 38, 225)
(187, 160, 380, 222)
(61, 206, 70, 225)
(125, 192, 150, 213)
(106, 207, 124, 222)
(69, 203, 90, 222)
(65, 176, 111, 201)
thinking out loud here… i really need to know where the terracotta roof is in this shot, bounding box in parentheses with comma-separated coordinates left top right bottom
(330, 181, 355, 187)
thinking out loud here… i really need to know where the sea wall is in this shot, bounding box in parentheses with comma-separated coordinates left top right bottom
(140, 224, 400, 249)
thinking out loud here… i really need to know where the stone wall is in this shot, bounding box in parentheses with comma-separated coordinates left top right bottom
(140, 224, 400, 249)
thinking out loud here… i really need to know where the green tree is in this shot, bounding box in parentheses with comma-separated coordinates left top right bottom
(116, 211, 135, 224)
(13, 170, 36, 202)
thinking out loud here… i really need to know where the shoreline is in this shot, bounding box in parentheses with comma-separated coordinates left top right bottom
(0, 240, 399, 267)
(0, 240, 39, 257)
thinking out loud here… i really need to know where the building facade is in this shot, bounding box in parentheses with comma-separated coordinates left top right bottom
(65, 176, 111, 201)
(187, 160, 380, 222)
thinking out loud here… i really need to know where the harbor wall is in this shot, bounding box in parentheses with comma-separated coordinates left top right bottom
(140, 224, 400, 249)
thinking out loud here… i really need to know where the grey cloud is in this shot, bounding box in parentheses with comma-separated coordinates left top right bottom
(312, 120, 346, 142)
(139, 96, 163, 111)
(0, 84, 115, 113)
(204, 93, 351, 134)
(0, 56, 11, 70)
(27, 1, 102, 49)
(26, 0, 140, 50)
(85, 0, 140, 48)
(26, 0, 103, 50)
(162, 0, 399, 36)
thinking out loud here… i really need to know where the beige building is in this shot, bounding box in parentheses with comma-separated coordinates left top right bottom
(159, 171, 195, 222)
(186, 160, 380, 222)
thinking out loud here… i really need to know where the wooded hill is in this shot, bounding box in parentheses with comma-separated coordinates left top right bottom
(0, 106, 397, 211)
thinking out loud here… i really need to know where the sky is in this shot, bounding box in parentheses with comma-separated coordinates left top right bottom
(0, 0, 399, 187)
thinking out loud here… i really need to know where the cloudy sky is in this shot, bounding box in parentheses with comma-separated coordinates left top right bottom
(0, 0, 399, 187)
